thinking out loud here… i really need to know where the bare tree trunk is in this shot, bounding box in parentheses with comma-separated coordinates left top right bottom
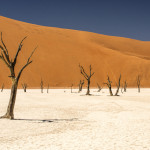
(41, 79, 43, 93)
(1, 83, 4, 92)
(138, 85, 140, 93)
(86, 79, 90, 95)
(124, 81, 127, 92)
(115, 74, 121, 96)
(78, 82, 81, 93)
(1, 80, 18, 119)
(121, 84, 124, 94)
(109, 86, 113, 96)
(137, 75, 141, 93)
(104, 76, 113, 96)
(47, 84, 49, 93)
(78, 80, 84, 92)
(80, 80, 84, 92)
(71, 84, 73, 93)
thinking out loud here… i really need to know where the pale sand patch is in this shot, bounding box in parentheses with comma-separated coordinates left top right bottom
(0, 88, 150, 150)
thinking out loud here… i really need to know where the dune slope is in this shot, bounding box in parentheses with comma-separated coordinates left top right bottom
(0, 16, 150, 88)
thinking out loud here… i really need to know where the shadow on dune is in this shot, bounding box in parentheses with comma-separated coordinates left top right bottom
(13, 118, 78, 123)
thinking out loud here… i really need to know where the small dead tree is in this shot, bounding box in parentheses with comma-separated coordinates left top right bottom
(121, 84, 124, 94)
(0, 32, 36, 119)
(104, 76, 113, 96)
(104, 75, 121, 96)
(78, 80, 84, 92)
(1, 83, 4, 92)
(41, 79, 43, 93)
(137, 75, 141, 93)
(79, 64, 94, 95)
(114, 74, 121, 96)
(78, 82, 80, 93)
(22, 83, 27, 92)
(71, 84, 73, 93)
(80, 80, 84, 92)
(47, 84, 49, 93)
(78, 80, 82, 93)
(124, 80, 127, 92)
(97, 83, 102, 92)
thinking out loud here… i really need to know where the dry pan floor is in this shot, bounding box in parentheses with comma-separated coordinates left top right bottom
(0, 89, 150, 150)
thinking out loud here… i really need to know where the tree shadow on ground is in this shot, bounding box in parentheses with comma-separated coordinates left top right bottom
(80, 94, 101, 96)
(13, 118, 78, 123)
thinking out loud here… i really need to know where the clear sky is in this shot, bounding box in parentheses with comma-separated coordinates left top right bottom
(0, 0, 150, 41)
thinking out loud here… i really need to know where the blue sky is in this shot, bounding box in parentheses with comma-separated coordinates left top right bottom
(0, 0, 150, 41)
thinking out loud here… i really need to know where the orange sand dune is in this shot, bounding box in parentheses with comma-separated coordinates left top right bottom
(0, 16, 150, 88)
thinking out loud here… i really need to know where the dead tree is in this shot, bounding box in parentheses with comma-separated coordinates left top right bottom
(104, 76, 113, 96)
(22, 83, 27, 92)
(47, 84, 49, 93)
(114, 74, 121, 96)
(71, 84, 73, 93)
(1, 83, 4, 92)
(79, 64, 94, 95)
(41, 79, 43, 93)
(97, 83, 102, 92)
(78, 80, 82, 93)
(104, 75, 121, 96)
(80, 80, 84, 92)
(121, 84, 124, 94)
(78, 80, 84, 92)
(137, 75, 141, 93)
(0, 32, 36, 119)
(124, 80, 127, 92)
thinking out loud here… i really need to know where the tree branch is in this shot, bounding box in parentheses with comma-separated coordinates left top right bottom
(79, 64, 89, 79)
(0, 32, 10, 64)
(1, 32, 8, 54)
(103, 82, 109, 86)
(13, 36, 27, 66)
(16, 47, 36, 82)
(90, 72, 95, 77)
(0, 53, 10, 67)
(16, 61, 32, 82)
(81, 72, 88, 80)
(90, 65, 92, 76)
(27, 47, 37, 63)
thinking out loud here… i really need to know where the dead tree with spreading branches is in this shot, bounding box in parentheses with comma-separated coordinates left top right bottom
(97, 83, 102, 92)
(104, 76, 113, 96)
(79, 64, 94, 95)
(0, 32, 36, 119)
(114, 74, 121, 96)
(22, 83, 27, 92)
(137, 75, 141, 93)
(41, 79, 44, 93)
(1, 83, 4, 92)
